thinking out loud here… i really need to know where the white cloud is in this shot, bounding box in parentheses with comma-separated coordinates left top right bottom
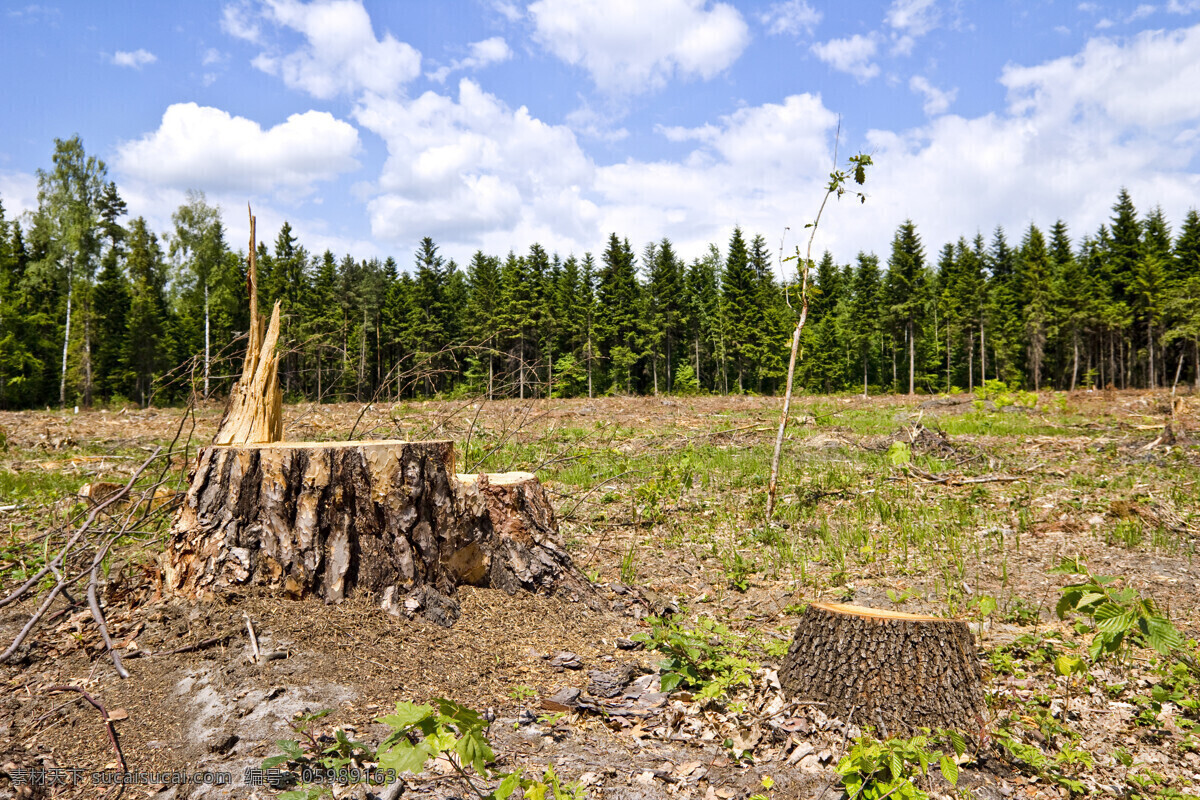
(251, 0, 421, 99)
(202, 48, 226, 66)
(566, 103, 630, 142)
(886, 0, 940, 54)
(759, 0, 821, 36)
(1002, 25, 1200, 128)
(1096, 17, 1115, 28)
(354, 79, 598, 247)
(491, 0, 523, 22)
(886, 0, 940, 35)
(0, 171, 38, 220)
(115, 102, 361, 195)
(528, 0, 749, 94)
(1169, 0, 1200, 12)
(220, 2, 261, 42)
(427, 36, 512, 83)
(909, 75, 957, 115)
(111, 49, 157, 68)
(811, 34, 880, 81)
(1128, 4, 1157, 21)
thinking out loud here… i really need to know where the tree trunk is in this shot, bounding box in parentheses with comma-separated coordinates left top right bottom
(979, 320, 986, 388)
(779, 603, 985, 737)
(908, 320, 915, 396)
(204, 283, 211, 399)
(163, 442, 596, 626)
(60, 280, 72, 407)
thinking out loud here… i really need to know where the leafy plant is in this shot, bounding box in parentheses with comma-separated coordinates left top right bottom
(834, 728, 965, 800)
(1052, 557, 1185, 661)
(633, 615, 755, 701)
(263, 699, 583, 800)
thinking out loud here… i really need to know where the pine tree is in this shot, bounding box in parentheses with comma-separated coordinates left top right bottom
(125, 218, 170, 406)
(1170, 210, 1200, 388)
(1018, 224, 1053, 389)
(884, 221, 927, 394)
(596, 234, 642, 394)
(850, 252, 881, 396)
(721, 227, 756, 392)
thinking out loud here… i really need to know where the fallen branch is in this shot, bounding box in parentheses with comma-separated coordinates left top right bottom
(47, 685, 127, 773)
(901, 464, 1021, 486)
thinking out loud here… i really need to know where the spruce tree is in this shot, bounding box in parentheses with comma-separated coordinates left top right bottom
(884, 221, 927, 394)
(721, 227, 756, 392)
(1018, 224, 1053, 389)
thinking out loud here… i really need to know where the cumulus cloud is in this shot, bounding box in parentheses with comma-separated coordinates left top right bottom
(111, 49, 157, 68)
(909, 75, 957, 115)
(251, 0, 421, 99)
(811, 34, 880, 81)
(427, 36, 512, 83)
(1169, 1, 1200, 12)
(528, 0, 749, 94)
(759, 0, 821, 36)
(886, 0, 940, 55)
(115, 102, 361, 195)
(354, 79, 598, 246)
(1002, 25, 1200, 128)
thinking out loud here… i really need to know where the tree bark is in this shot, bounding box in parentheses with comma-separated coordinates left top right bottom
(779, 603, 986, 737)
(163, 442, 597, 625)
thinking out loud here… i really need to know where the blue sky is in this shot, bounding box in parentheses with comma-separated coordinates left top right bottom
(2, 0, 1200, 271)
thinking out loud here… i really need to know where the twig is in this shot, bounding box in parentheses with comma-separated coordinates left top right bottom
(244, 612, 260, 662)
(87, 531, 131, 679)
(47, 684, 127, 773)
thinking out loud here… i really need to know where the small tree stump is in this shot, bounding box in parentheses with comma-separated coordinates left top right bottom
(163, 442, 597, 625)
(778, 603, 985, 736)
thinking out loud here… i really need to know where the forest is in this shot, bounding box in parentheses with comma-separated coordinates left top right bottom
(2, 135, 1199, 410)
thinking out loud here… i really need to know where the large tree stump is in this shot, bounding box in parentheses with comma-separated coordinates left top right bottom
(778, 603, 985, 736)
(163, 442, 597, 625)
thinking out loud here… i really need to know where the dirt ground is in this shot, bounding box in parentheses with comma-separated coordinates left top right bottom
(1, 390, 1198, 799)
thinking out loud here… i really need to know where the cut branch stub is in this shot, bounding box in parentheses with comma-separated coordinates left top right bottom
(778, 603, 986, 737)
(163, 442, 598, 625)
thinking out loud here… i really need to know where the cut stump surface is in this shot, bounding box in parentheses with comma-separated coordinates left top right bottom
(778, 602, 985, 736)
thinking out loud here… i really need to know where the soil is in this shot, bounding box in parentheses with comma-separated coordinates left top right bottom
(1, 390, 1198, 799)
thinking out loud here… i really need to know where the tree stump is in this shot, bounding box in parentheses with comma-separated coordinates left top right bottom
(163, 206, 596, 624)
(163, 442, 597, 625)
(778, 603, 986, 736)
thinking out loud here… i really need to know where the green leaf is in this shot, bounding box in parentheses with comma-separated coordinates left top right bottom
(262, 755, 292, 769)
(276, 739, 304, 759)
(940, 755, 959, 785)
(454, 729, 495, 775)
(887, 441, 911, 466)
(1053, 655, 1086, 677)
(377, 740, 432, 775)
(435, 698, 486, 732)
(660, 671, 684, 692)
(888, 750, 903, 781)
(494, 772, 523, 800)
(1096, 610, 1136, 634)
(379, 701, 435, 733)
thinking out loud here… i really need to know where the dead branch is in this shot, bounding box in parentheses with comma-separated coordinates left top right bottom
(47, 684, 127, 773)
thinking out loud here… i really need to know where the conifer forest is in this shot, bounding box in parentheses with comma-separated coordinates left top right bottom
(2, 136, 1199, 411)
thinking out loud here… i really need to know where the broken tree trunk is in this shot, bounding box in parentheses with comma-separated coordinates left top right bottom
(214, 208, 283, 446)
(778, 603, 985, 737)
(163, 443, 598, 625)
